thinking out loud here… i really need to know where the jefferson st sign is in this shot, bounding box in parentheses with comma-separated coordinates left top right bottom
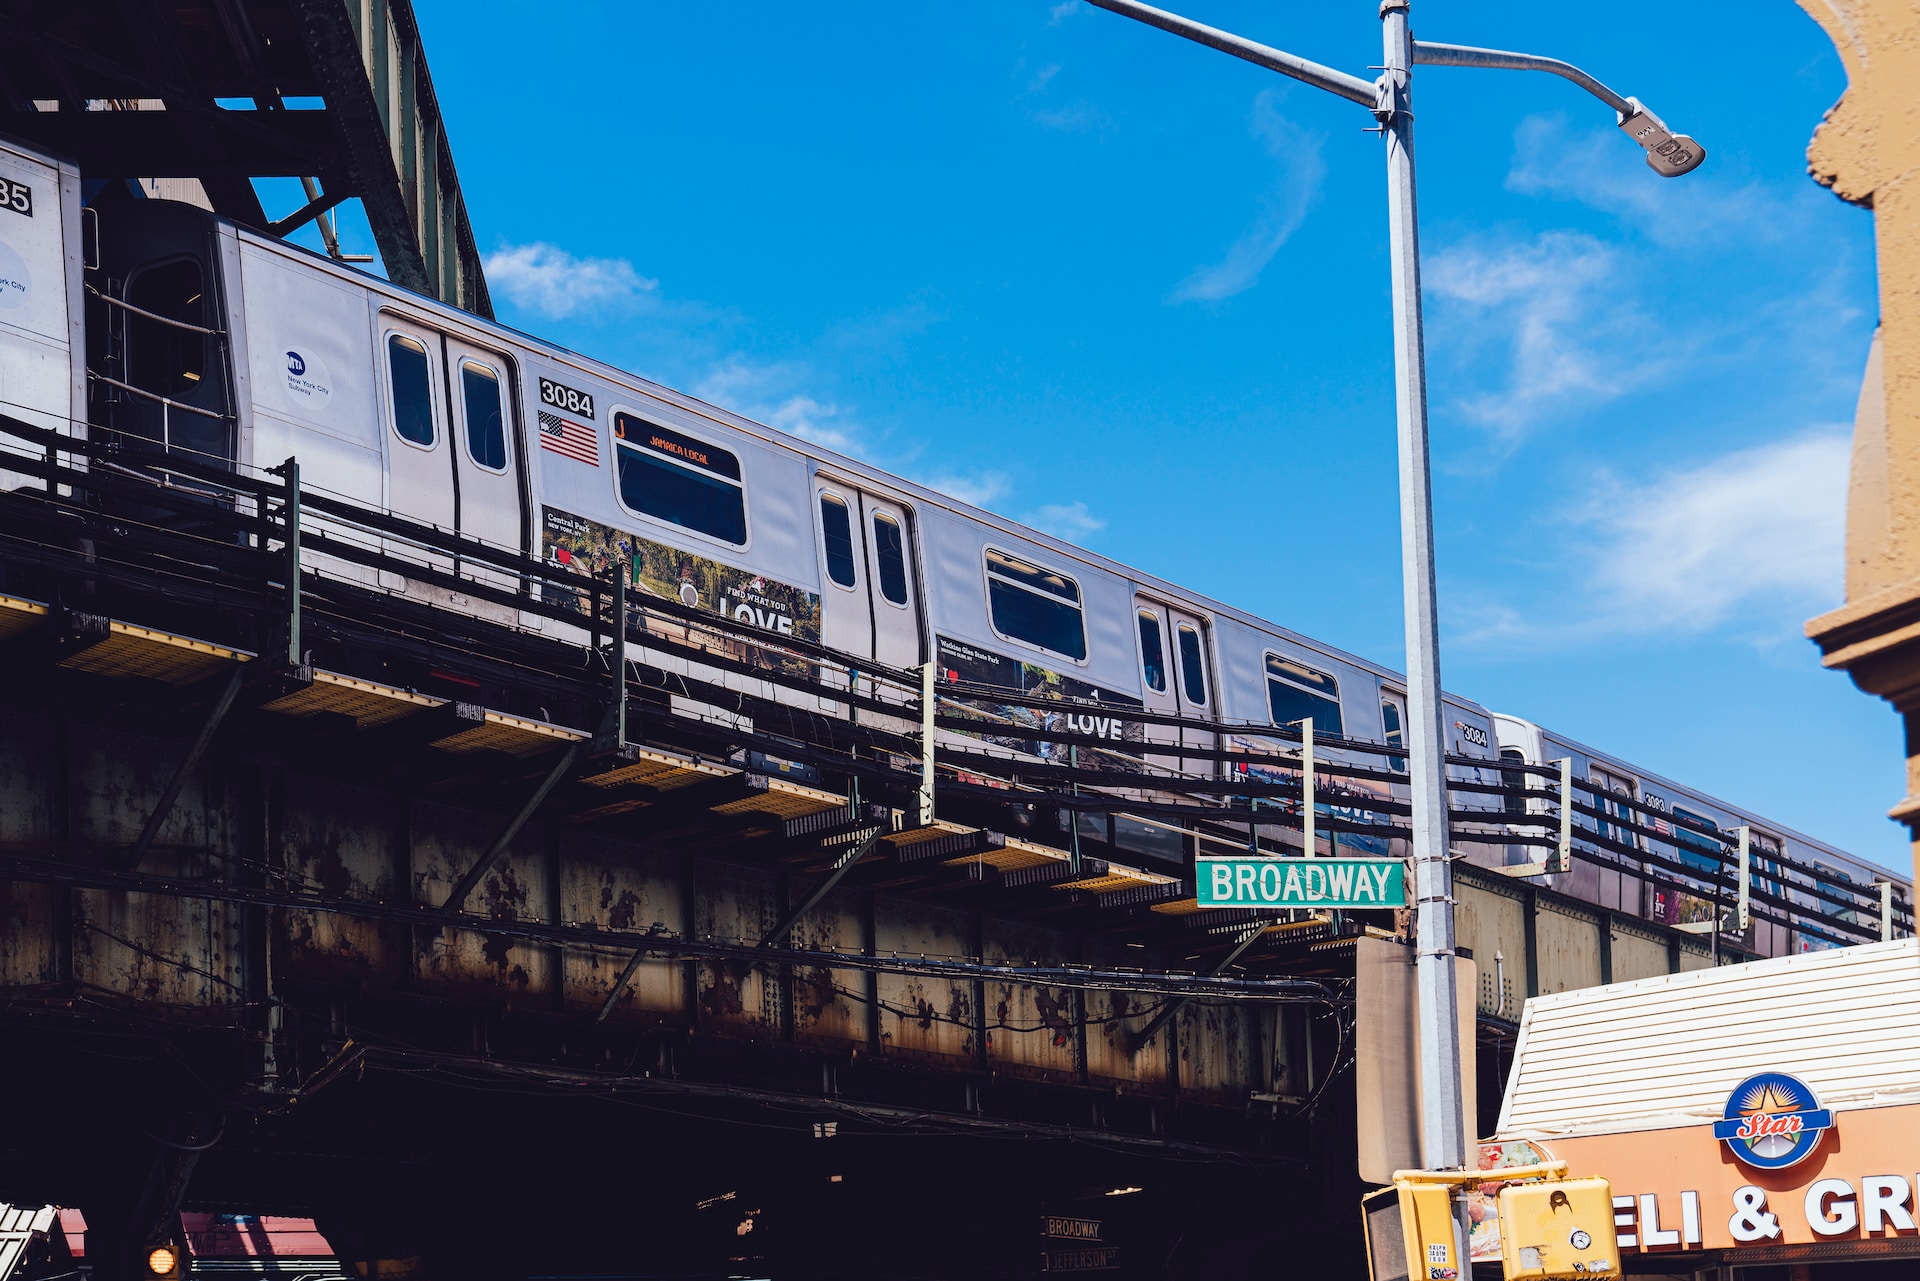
(1195, 857, 1407, 909)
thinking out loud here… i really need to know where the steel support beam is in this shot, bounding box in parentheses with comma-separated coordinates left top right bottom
(759, 823, 891, 950)
(1127, 920, 1267, 1055)
(118, 663, 248, 870)
(440, 742, 583, 912)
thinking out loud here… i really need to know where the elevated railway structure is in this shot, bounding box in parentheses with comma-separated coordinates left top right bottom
(0, 0, 488, 313)
(0, 409, 1905, 1279)
(0, 7, 1905, 1278)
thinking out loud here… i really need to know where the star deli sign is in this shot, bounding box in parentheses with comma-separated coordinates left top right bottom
(1595, 1071, 1920, 1254)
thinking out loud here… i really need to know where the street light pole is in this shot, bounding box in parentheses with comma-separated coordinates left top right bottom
(1080, 0, 1704, 1259)
(1376, 0, 1467, 1194)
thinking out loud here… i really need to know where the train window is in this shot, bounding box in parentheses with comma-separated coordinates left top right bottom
(1137, 611, 1166, 693)
(1265, 654, 1342, 735)
(1384, 699, 1408, 775)
(873, 513, 909, 606)
(820, 493, 857, 588)
(388, 334, 435, 447)
(1499, 747, 1525, 814)
(1177, 624, 1207, 706)
(1671, 804, 1722, 875)
(985, 548, 1086, 661)
(461, 361, 506, 471)
(1590, 767, 1638, 849)
(612, 412, 747, 545)
(126, 259, 207, 400)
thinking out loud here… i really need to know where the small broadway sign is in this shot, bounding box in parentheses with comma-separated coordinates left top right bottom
(1040, 1215, 1116, 1271)
(1195, 857, 1406, 909)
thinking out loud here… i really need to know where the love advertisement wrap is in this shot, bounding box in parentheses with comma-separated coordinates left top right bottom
(541, 506, 822, 676)
(935, 634, 1142, 769)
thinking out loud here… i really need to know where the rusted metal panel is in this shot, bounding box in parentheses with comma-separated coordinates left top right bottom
(278, 777, 405, 984)
(69, 726, 222, 853)
(72, 869, 243, 1007)
(691, 858, 780, 1037)
(1079, 940, 1168, 1090)
(982, 920, 1080, 1083)
(410, 799, 554, 999)
(784, 879, 863, 1048)
(1176, 995, 1258, 1104)
(1607, 920, 1670, 983)
(559, 831, 688, 1024)
(1533, 904, 1602, 996)
(0, 718, 57, 986)
(871, 899, 974, 1065)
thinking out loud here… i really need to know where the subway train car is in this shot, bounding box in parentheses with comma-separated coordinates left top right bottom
(0, 129, 1889, 931)
(17, 145, 1506, 871)
(1491, 715, 1908, 957)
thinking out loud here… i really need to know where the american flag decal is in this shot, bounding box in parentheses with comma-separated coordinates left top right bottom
(538, 410, 599, 466)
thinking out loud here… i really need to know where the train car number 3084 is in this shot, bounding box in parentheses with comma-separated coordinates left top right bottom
(0, 177, 32, 218)
(539, 377, 594, 420)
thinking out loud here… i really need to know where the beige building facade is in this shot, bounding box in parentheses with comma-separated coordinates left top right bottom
(1799, 1, 1920, 884)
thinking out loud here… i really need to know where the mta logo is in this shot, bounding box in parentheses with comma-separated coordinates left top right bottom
(286, 351, 306, 376)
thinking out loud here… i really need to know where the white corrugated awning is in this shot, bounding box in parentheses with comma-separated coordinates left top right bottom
(1496, 938, 1920, 1141)
(0, 1205, 58, 1281)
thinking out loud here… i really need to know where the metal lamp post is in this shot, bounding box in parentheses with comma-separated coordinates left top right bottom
(1082, 0, 1703, 1256)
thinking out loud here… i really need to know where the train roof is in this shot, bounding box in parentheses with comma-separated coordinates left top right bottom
(221, 209, 1493, 718)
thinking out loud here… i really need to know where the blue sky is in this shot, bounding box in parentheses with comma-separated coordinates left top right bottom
(278, 2, 1899, 868)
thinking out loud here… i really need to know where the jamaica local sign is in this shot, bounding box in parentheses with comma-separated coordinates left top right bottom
(1196, 857, 1407, 909)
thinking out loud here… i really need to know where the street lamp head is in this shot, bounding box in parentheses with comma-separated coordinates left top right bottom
(1616, 97, 1705, 177)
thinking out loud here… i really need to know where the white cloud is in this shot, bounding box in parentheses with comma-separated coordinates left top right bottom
(1023, 501, 1105, 542)
(1171, 91, 1324, 303)
(483, 241, 656, 320)
(694, 358, 859, 451)
(1427, 230, 1646, 441)
(1504, 115, 1819, 251)
(1048, 1, 1081, 25)
(917, 471, 1011, 509)
(1454, 429, 1851, 651)
(1582, 429, 1849, 631)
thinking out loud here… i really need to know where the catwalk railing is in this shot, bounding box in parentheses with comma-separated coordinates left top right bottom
(0, 412, 1906, 953)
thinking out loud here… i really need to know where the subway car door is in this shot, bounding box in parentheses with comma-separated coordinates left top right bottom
(378, 314, 455, 584)
(1134, 596, 1215, 776)
(446, 336, 524, 607)
(859, 493, 922, 670)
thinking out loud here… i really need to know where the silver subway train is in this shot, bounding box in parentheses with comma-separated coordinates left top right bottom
(0, 132, 1901, 953)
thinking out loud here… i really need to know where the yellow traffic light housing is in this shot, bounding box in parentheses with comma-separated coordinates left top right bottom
(1497, 1177, 1620, 1280)
(1361, 1180, 1463, 1281)
(1362, 1160, 1617, 1281)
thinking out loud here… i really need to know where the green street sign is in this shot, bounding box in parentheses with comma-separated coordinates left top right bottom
(1195, 857, 1406, 909)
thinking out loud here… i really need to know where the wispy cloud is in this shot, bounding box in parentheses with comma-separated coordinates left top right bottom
(917, 470, 1012, 509)
(1583, 428, 1849, 630)
(1048, 1, 1082, 26)
(1455, 429, 1850, 650)
(483, 241, 657, 320)
(1504, 115, 1813, 250)
(1170, 91, 1324, 303)
(693, 358, 859, 452)
(1023, 500, 1105, 542)
(1426, 230, 1647, 442)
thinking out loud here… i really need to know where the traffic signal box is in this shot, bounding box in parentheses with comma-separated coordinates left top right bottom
(1363, 1166, 1620, 1281)
(1497, 1177, 1618, 1279)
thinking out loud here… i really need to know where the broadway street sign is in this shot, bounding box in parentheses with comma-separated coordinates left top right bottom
(1195, 857, 1407, 909)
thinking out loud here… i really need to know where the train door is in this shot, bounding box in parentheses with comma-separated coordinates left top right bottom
(1133, 596, 1214, 777)
(446, 336, 523, 590)
(378, 314, 454, 581)
(812, 474, 923, 670)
